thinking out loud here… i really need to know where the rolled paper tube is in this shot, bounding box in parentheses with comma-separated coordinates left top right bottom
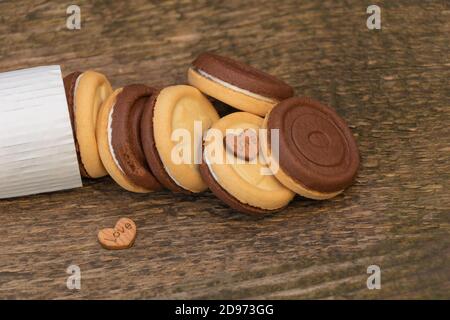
(0, 65, 82, 199)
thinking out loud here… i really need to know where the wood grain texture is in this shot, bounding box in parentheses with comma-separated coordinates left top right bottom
(0, 0, 449, 299)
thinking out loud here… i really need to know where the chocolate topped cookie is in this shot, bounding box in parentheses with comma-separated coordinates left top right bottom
(200, 112, 295, 214)
(261, 97, 359, 199)
(63, 70, 113, 178)
(96, 85, 162, 193)
(140, 85, 220, 194)
(188, 52, 294, 116)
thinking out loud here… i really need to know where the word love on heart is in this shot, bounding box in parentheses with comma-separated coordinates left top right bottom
(98, 217, 137, 250)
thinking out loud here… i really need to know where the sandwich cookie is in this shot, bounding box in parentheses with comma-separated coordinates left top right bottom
(261, 97, 360, 200)
(63, 70, 113, 178)
(188, 52, 294, 116)
(96, 85, 162, 193)
(199, 112, 295, 214)
(140, 85, 220, 193)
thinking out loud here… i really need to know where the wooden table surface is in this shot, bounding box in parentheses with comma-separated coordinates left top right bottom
(0, 0, 449, 299)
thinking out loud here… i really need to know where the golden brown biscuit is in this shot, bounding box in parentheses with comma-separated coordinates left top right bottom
(64, 70, 113, 178)
(188, 52, 294, 116)
(200, 112, 295, 214)
(140, 85, 220, 193)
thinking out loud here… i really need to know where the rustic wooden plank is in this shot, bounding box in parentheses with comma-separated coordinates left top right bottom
(0, 0, 449, 299)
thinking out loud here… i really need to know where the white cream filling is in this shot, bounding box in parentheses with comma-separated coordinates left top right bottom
(73, 73, 83, 113)
(203, 148, 220, 183)
(107, 104, 125, 174)
(196, 68, 276, 103)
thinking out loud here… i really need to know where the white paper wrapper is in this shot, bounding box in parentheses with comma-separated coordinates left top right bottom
(0, 65, 82, 199)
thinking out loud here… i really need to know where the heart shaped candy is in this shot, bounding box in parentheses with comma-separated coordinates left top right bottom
(224, 129, 259, 162)
(98, 217, 137, 250)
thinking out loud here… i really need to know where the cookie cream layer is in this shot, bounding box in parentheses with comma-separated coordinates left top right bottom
(203, 148, 220, 183)
(187, 68, 277, 116)
(196, 68, 275, 103)
(107, 104, 125, 174)
(73, 73, 83, 114)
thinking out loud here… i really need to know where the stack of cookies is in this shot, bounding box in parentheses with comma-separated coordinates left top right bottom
(63, 52, 359, 214)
